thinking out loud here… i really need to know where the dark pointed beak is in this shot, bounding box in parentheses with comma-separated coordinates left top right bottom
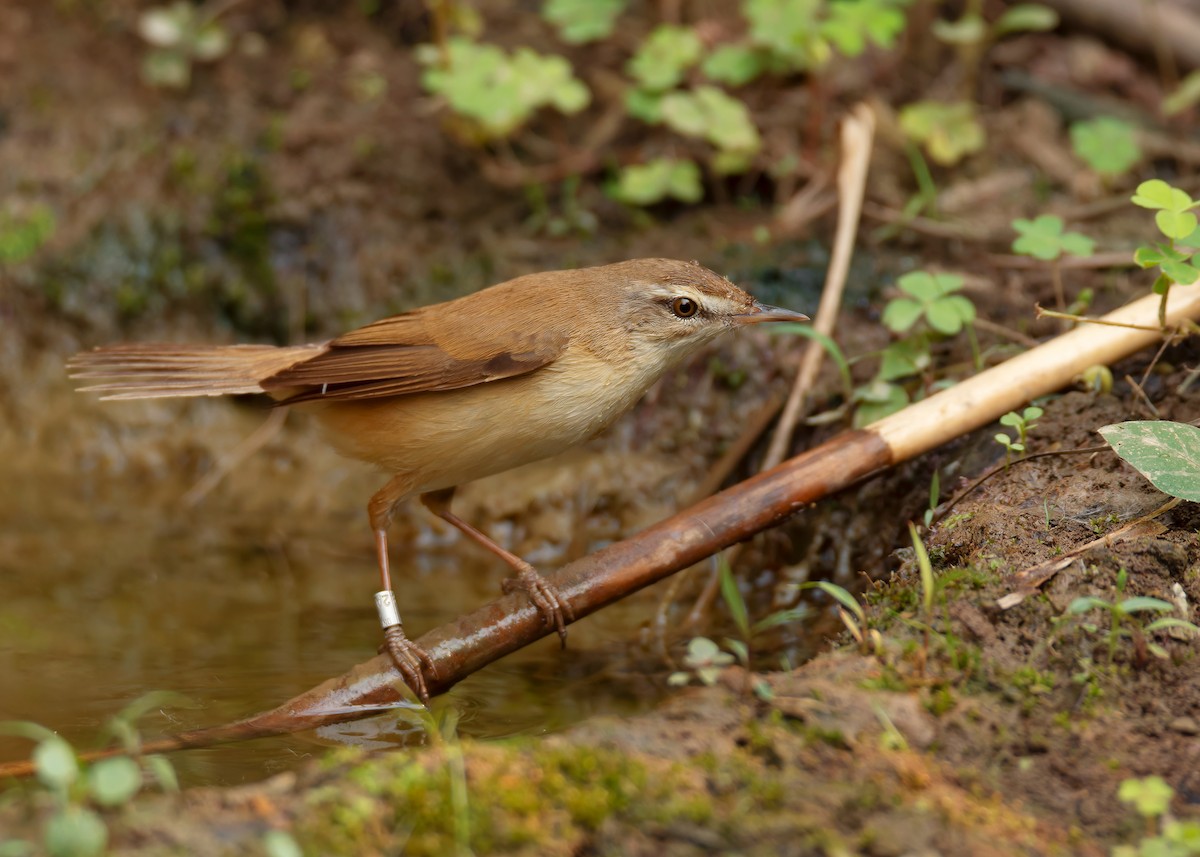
(735, 301, 809, 325)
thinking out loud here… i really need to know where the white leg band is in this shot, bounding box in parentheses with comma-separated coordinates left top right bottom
(375, 590, 402, 629)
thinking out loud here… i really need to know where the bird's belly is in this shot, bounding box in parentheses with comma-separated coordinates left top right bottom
(311, 360, 645, 495)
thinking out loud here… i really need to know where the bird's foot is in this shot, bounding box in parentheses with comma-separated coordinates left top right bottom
(502, 564, 575, 647)
(379, 624, 438, 703)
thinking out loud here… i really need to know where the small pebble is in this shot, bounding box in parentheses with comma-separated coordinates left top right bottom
(1168, 716, 1198, 736)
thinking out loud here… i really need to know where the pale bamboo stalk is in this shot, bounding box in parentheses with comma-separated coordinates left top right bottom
(870, 288, 1200, 461)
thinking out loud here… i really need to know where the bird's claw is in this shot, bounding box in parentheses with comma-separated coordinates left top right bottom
(502, 564, 575, 647)
(379, 625, 438, 703)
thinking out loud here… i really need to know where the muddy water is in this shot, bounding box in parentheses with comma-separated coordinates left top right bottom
(0, 384, 772, 785)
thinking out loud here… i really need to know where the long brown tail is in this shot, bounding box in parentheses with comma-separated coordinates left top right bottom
(67, 343, 326, 400)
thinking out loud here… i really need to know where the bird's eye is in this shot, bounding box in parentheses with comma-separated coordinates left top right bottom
(670, 296, 699, 318)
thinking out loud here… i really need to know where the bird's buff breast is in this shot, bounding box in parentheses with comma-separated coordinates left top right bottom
(310, 350, 656, 497)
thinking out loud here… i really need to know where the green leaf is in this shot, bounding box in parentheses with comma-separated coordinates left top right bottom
(1156, 209, 1199, 241)
(932, 13, 985, 45)
(1012, 215, 1064, 260)
(926, 295, 974, 334)
(768, 323, 853, 397)
(33, 737, 79, 791)
(625, 87, 663, 123)
(138, 3, 189, 47)
(821, 0, 907, 57)
(87, 757, 142, 806)
(1069, 117, 1140, 177)
(1098, 420, 1200, 502)
(1012, 214, 1094, 259)
(661, 86, 762, 154)
(192, 22, 230, 61)
(659, 90, 706, 136)
(1133, 245, 1165, 267)
(144, 754, 180, 792)
(0, 721, 59, 743)
(882, 297, 923, 332)
(44, 807, 107, 857)
(1059, 232, 1095, 257)
(724, 637, 750, 665)
(626, 25, 702, 91)
(812, 581, 866, 625)
(878, 338, 929, 380)
(853, 381, 909, 426)
(422, 39, 590, 138)
(897, 270, 944, 300)
(908, 521, 935, 616)
(1160, 259, 1200, 285)
(1132, 179, 1194, 212)
(141, 48, 191, 89)
(1118, 776, 1174, 818)
(611, 158, 702, 206)
(994, 4, 1059, 37)
(1163, 69, 1200, 116)
(752, 606, 810, 635)
(702, 44, 764, 86)
(899, 100, 984, 166)
(719, 559, 751, 639)
(1116, 596, 1175, 614)
(542, 0, 626, 44)
(745, 0, 830, 70)
(263, 830, 304, 857)
(1145, 616, 1200, 634)
(1066, 596, 1111, 614)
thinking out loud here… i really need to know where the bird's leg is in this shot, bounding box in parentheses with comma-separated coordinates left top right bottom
(368, 475, 438, 702)
(420, 487, 575, 646)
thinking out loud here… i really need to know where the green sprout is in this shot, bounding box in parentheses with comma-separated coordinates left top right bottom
(1163, 69, 1200, 116)
(0, 693, 188, 857)
(1012, 215, 1094, 261)
(1069, 117, 1142, 179)
(1120, 776, 1175, 820)
(0, 204, 56, 265)
(668, 636, 737, 689)
(625, 24, 703, 92)
(1012, 214, 1094, 310)
(883, 271, 977, 337)
(659, 86, 762, 173)
(609, 158, 702, 206)
(994, 406, 1043, 465)
(1131, 179, 1200, 327)
(1066, 568, 1200, 663)
(853, 271, 978, 426)
(1114, 776, 1200, 856)
(898, 100, 985, 166)
(418, 37, 590, 140)
(541, 0, 627, 44)
(137, 1, 231, 89)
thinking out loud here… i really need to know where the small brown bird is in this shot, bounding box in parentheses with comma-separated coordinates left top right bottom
(69, 258, 807, 699)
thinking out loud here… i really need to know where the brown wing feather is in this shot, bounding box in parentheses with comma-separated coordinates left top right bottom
(262, 294, 569, 403)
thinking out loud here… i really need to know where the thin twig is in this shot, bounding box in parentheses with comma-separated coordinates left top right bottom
(764, 103, 875, 470)
(182, 407, 289, 507)
(995, 499, 1179, 611)
(932, 445, 1110, 525)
